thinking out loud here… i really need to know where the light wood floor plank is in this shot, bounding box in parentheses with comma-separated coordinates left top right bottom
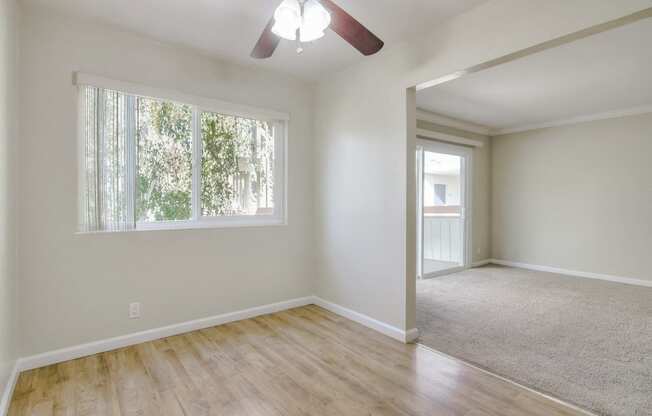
(8, 306, 589, 416)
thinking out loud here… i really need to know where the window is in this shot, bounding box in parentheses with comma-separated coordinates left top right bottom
(434, 184, 447, 205)
(199, 111, 276, 217)
(78, 83, 286, 232)
(136, 97, 193, 223)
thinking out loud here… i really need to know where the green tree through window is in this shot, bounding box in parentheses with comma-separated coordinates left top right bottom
(201, 112, 275, 216)
(136, 98, 193, 222)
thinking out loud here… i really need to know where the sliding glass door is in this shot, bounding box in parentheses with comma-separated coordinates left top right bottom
(416, 140, 472, 278)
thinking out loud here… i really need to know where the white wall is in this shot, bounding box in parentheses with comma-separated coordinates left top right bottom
(17, 6, 315, 357)
(0, 0, 18, 396)
(492, 112, 652, 282)
(314, 0, 652, 333)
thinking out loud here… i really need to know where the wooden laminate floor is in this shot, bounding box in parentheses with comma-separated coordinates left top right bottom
(8, 305, 588, 416)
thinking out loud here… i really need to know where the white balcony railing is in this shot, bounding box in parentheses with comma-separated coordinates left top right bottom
(423, 215, 462, 263)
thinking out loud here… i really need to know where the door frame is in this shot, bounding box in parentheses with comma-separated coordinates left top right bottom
(416, 139, 473, 279)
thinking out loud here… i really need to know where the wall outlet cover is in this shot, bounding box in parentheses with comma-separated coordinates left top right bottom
(129, 302, 141, 319)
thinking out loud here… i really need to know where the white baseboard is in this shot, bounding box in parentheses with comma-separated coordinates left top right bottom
(18, 296, 314, 372)
(0, 361, 20, 416)
(405, 328, 420, 343)
(312, 296, 417, 343)
(14, 295, 418, 380)
(472, 259, 491, 267)
(489, 259, 652, 288)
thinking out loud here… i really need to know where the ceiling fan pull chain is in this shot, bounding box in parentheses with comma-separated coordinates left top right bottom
(297, 0, 305, 54)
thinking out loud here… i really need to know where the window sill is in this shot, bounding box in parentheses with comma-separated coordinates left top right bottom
(75, 216, 287, 235)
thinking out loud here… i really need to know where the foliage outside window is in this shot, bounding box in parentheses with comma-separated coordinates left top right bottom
(200, 112, 276, 217)
(136, 98, 193, 222)
(78, 85, 285, 232)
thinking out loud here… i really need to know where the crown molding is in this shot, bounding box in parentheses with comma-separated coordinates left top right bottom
(492, 105, 652, 136)
(416, 128, 484, 147)
(416, 108, 491, 136)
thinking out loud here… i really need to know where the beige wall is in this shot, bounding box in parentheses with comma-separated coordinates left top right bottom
(17, 6, 315, 357)
(314, 0, 652, 333)
(492, 112, 652, 282)
(0, 0, 18, 395)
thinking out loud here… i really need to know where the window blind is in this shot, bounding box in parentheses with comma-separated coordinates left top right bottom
(78, 86, 136, 232)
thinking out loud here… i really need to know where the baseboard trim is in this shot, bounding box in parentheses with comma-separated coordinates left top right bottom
(16, 295, 418, 376)
(0, 361, 20, 416)
(18, 296, 314, 372)
(312, 296, 416, 343)
(471, 259, 491, 267)
(489, 259, 652, 288)
(405, 328, 420, 343)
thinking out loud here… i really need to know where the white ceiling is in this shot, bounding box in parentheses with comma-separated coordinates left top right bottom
(21, 0, 486, 81)
(417, 17, 652, 134)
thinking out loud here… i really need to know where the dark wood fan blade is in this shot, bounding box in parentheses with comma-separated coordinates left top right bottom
(320, 0, 384, 56)
(251, 17, 281, 59)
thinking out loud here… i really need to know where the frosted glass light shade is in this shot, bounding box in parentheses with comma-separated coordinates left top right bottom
(272, 0, 331, 43)
(300, 0, 331, 42)
(299, 28, 325, 43)
(272, 0, 301, 41)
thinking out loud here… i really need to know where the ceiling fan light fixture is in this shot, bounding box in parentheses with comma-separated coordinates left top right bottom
(252, 0, 383, 59)
(299, 27, 325, 43)
(271, 0, 301, 41)
(272, 0, 331, 43)
(300, 0, 331, 42)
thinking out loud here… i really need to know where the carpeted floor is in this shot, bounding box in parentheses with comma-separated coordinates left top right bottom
(416, 265, 652, 416)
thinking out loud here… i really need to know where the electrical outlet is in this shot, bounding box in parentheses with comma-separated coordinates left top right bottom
(129, 302, 141, 319)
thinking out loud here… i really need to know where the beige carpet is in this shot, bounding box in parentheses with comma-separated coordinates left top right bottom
(416, 265, 652, 416)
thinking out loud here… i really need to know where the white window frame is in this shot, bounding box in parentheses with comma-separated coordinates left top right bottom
(75, 73, 289, 232)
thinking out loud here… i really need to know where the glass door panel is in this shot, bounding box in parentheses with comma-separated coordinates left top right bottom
(417, 140, 470, 279)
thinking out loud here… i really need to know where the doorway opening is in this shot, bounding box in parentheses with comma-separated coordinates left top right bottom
(416, 140, 472, 279)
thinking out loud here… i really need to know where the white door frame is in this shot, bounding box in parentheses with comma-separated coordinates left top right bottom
(416, 139, 473, 279)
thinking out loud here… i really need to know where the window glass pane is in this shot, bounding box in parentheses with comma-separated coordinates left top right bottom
(136, 97, 193, 222)
(434, 184, 447, 205)
(201, 112, 275, 216)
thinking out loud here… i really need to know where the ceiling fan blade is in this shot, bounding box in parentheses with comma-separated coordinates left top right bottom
(320, 0, 384, 56)
(251, 17, 281, 59)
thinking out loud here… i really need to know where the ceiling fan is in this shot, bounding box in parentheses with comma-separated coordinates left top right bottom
(251, 0, 384, 59)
